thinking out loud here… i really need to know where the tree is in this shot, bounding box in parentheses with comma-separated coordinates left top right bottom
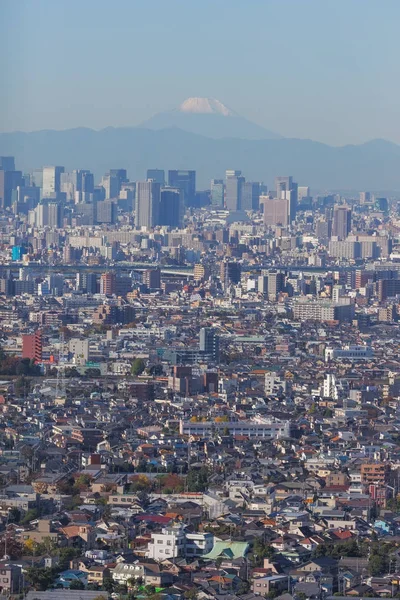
(103, 578, 115, 593)
(8, 507, 21, 523)
(251, 539, 275, 566)
(25, 567, 56, 590)
(186, 466, 209, 492)
(21, 508, 39, 525)
(69, 580, 85, 590)
(58, 547, 81, 570)
(131, 358, 145, 376)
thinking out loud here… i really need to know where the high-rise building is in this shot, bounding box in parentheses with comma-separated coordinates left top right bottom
(359, 191, 371, 204)
(159, 188, 182, 227)
(135, 180, 161, 229)
(210, 179, 224, 208)
(225, 170, 245, 211)
(100, 272, 116, 295)
(77, 272, 98, 294)
(22, 330, 42, 362)
(0, 157, 15, 171)
(275, 176, 298, 222)
(101, 173, 119, 199)
(143, 268, 161, 290)
(332, 206, 352, 240)
(200, 327, 220, 361)
(241, 181, 260, 211)
(267, 270, 285, 300)
(0, 170, 24, 209)
(168, 170, 196, 207)
(42, 166, 64, 197)
(262, 196, 289, 227)
(220, 260, 241, 287)
(147, 169, 165, 185)
(61, 169, 94, 202)
(97, 200, 117, 224)
(34, 201, 63, 227)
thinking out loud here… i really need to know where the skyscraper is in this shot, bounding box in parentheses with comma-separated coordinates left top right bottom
(241, 181, 260, 211)
(225, 170, 245, 211)
(147, 169, 165, 185)
(332, 206, 352, 240)
(200, 327, 220, 361)
(275, 176, 298, 223)
(101, 173, 119, 199)
(0, 169, 23, 209)
(135, 180, 161, 229)
(61, 169, 94, 202)
(42, 166, 64, 197)
(0, 157, 15, 171)
(168, 170, 196, 207)
(159, 188, 182, 227)
(210, 179, 224, 208)
(34, 201, 63, 227)
(262, 195, 289, 227)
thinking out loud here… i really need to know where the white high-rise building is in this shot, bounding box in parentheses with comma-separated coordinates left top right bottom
(42, 166, 64, 197)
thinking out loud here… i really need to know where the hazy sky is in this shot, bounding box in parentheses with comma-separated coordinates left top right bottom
(1, 0, 399, 146)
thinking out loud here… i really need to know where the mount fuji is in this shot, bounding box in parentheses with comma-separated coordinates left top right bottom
(139, 97, 282, 140)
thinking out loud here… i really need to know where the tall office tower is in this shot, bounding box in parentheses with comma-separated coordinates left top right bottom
(22, 330, 43, 362)
(267, 270, 285, 300)
(275, 176, 298, 222)
(262, 196, 289, 227)
(0, 157, 15, 171)
(332, 205, 352, 240)
(110, 169, 128, 194)
(42, 166, 64, 197)
(168, 170, 196, 207)
(298, 186, 311, 203)
(100, 272, 116, 295)
(241, 181, 260, 211)
(61, 169, 94, 201)
(47, 202, 63, 227)
(359, 191, 371, 204)
(97, 200, 117, 224)
(101, 172, 119, 199)
(0, 169, 23, 209)
(210, 179, 224, 207)
(225, 170, 245, 211)
(220, 260, 241, 287)
(315, 218, 332, 244)
(32, 169, 43, 189)
(143, 268, 161, 290)
(135, 180, 161, 229)
(159, 188, 182, 227)
(147, 169, 165, 185)
(34, 201, 62, 227)
(200, 327, 220, 361)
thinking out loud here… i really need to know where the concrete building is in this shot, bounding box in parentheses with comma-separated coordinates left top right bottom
(135, 180, 161, 229)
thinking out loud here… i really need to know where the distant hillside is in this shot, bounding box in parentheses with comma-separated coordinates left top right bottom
(1, 126, 400, 190)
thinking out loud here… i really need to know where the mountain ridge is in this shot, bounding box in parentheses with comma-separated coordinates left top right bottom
(1, 125, 400, 190)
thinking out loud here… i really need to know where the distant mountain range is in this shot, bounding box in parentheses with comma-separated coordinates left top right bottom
(1, 98, 400, 190)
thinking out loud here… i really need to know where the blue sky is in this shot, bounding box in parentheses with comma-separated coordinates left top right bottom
(1, 0, 399, 145)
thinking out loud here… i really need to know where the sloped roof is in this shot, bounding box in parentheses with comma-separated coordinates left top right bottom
(203, 540, 249, 560)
